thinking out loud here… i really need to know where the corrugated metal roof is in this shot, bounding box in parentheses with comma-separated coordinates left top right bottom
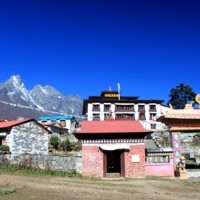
(160, 108, 200, 119)
(145, 139, 173, 153)
(0, 119, 31, 128)
(144, 139, 159, 149)
(76, 120, 150, 134)
(0, 118, 51, 133)
(37, 115, 75, 121)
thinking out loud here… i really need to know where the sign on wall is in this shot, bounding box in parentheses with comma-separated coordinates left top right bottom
(132, 155, 140, 163)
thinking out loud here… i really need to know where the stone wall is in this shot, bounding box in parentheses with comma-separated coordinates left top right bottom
(10, 121, 49, 155)
(0, 153, 82, 173)
(182, 143, 200, 155)
(0, 153, 10, 165)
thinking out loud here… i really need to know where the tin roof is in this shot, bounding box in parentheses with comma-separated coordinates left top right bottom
(157, 107, 200, 120)
(76, 120, 150, 134)
(144, 139, 159, 149)
(0, 118, 51, 133)
(0, 119, 31, 128)
(37, 115, 75, 121)
(145, 139, 173, 153)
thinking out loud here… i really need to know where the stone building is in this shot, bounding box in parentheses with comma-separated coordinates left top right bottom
(0, 119, 51, 155)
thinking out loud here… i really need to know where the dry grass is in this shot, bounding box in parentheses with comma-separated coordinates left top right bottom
(0, 171, 200, 200)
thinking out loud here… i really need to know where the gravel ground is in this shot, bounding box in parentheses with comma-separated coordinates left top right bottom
(0, 172, 200, 200)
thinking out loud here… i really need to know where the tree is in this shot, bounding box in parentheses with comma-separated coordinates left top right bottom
(168, 83, 196, 109)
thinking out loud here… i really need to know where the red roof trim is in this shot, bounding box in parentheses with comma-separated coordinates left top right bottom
(76, 120, 151, 134)
(0, 118, 51, 134)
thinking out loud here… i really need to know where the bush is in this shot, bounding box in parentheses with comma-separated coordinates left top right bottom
(0, 145, 10, 152)
(72, 141, 82, 151)
(50, 136, 60, 150)
(60, 138, 73, 152)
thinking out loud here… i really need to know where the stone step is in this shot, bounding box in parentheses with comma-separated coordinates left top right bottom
(106, 173, 121, 178)
(188, 172, 200, 178)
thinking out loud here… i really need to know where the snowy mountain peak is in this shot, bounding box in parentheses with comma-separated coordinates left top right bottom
(43, 85, 63, 97)
(30, 84, 63, 97)
(5, 74, 25, 89)
(30, 85, 46, 95)
(0, 75, 83, 119)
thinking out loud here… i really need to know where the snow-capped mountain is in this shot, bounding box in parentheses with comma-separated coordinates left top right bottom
(0, 75, 83, 120)
(0, 75, 36, 108)
(29, 85, 64, 111)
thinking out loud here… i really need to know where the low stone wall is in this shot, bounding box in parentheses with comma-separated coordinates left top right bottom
(0, 153, 11, 165)
(0, 153, 82, 173)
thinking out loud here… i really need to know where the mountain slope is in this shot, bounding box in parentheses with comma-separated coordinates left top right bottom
(0, 75, 83, 120)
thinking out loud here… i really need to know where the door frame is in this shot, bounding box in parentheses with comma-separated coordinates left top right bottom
(103, 150, 125, 177)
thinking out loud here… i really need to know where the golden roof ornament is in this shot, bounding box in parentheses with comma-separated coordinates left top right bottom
(195, 94, 200, 104)
(195, 94, 200, 109)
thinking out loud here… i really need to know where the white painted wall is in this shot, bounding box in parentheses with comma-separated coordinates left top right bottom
(86, 102, 170, 131)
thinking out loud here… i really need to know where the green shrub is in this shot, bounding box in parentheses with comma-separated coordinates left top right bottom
(0, 145, 10, 152)
(72, 141, 82, 151)
(60, 138, 73, 152)
(50, 136, 60, 150)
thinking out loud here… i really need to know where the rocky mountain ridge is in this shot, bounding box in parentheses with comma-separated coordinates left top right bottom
(0, 75, 83, 120)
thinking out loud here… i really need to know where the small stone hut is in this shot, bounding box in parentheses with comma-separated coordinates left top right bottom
(0, 119, 51, 155)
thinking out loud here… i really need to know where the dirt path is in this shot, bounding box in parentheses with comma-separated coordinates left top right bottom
(0, 172, 200, 200)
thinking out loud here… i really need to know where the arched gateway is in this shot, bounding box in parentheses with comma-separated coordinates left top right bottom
(75, 120, 151, 178)
(157, 101, 200, 174)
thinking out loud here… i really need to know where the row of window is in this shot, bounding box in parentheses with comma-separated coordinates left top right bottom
(93, 113, 156, 121)
(92, 104, 157, 112)
(115, 114, 134, 120)
(92, 114, 157, 129)
(40, 120, 67, 127)
(146, 155, 170, 163)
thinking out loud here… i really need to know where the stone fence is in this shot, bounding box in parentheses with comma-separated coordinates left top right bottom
(0, 153, 82, 173)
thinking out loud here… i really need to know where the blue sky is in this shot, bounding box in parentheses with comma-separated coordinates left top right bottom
(0, 0, 200, 104)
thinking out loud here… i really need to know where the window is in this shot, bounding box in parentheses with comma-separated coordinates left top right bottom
(93, 104, 100, 111)
(150, 124, 156, 129)
(93, 114, 100, 120)
(146, 155, 170, 163)
(138, 105, 145, 112)
(150, 113, 156, 120)
(149, 105, 156, 112)
(115, 105, 134, 112)
(104, 104, 111, 111)
(139, 113, 146, 120)
(115, 114, 135, 120)
(60, 120, 66, 127)
(104, 113, 110, 120)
